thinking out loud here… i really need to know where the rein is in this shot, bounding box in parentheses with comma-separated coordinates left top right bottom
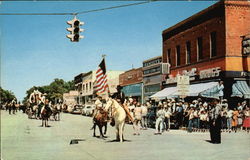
(109, 100, 114, 118)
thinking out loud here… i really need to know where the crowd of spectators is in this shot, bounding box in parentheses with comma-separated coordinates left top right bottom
(123, 97, 250, 135)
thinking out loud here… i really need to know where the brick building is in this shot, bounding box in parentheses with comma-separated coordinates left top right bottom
(161, 0, 250, 105)
(119, 68, 143, 102)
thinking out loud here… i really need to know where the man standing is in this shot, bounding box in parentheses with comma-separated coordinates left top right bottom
(209, 99, 222, 144)
(155, 105, 166, 135)
(176, 102, 184, 128)
(133, 102, 142, 135)
(141, 103, 148, 130)
(217, 81, 224, 101)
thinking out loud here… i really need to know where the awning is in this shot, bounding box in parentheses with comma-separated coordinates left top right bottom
(151, 82, 225, 99)
(150, 86, 178, 99)
(231, 81, 250, 99)
(172, 82, 219, 98)
(200, 83, 221, 99)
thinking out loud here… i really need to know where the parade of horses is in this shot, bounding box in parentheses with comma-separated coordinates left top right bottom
(1, 1, 250, 160)
(21, 89, 131, 142)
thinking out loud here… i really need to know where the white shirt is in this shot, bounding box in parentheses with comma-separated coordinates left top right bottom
(218, 84, 224, 97)
(141, 105, 148, 116)
(157, 109, 166, 119)
(227, 110, 234, 118)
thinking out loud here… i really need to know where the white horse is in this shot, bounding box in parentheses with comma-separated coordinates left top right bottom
(105, 98, 126, 142)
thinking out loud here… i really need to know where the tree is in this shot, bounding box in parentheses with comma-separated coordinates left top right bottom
(23, 79, 75, 104)
(0, 87, 16, 104)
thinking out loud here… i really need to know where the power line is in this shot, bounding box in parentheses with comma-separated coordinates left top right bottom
(0, 13, 74, 15)
(75, 1, 151, 15)
(0, 1, 156, 16)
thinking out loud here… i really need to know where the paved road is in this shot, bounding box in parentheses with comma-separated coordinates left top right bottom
(1, 111, 250, 160)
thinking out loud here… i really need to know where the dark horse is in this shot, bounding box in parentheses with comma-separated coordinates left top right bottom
(93, 108, 108, 138)
(50, 108, 60, 121)
(41, 106, 52, 127)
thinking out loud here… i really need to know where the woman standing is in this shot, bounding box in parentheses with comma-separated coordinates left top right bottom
(187, 106, 194, 133)
(232, 108, 239, 133)
(242, 107, 250, 133)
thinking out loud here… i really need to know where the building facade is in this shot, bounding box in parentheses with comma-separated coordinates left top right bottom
(119, 68, 143, 102)
(162, 0, 250, 105)
(74, 70, 124, 104)
(142, 56, 165, 101)
(63, 90, 78, 106)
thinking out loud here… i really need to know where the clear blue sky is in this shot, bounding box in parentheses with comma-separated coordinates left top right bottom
(0, 1, 217, 101)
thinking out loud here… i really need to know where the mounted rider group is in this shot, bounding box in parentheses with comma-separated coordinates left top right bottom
(25, 90, 61, 126)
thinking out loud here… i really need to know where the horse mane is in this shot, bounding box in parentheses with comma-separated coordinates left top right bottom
(112, 99, 122, 109)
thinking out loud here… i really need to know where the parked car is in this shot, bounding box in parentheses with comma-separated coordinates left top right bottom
(82, 104, 95, 116)
(71, 105, 84, 115)
(67, 105, 74, 113)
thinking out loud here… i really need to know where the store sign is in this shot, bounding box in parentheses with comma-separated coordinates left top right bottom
(143, 75, 161, 85)
(177, 75, 190, 97)
(166, 68, 196, 84)
(199, 67, 221, 79)
(182, 68, 197, 80)
(165, 67, 221, 84)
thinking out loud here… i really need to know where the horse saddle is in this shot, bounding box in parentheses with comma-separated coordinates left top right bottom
(99, 108, 106, 114)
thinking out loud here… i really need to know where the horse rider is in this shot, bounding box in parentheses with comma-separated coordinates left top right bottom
(41, 99, 52, 115)
(111, 85, 134, 122)
(12, 98, 17, 114)
(29, 90, 40, 112)
(90, 95, 106, 130)
(93, 95, 104, 119)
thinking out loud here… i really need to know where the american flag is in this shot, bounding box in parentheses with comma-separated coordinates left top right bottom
(95, 58, 109, 94)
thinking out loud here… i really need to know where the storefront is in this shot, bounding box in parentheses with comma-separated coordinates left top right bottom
(158, 0, 250, 107)
(119, 68, 143, 103)
(122, 83, 143, 102)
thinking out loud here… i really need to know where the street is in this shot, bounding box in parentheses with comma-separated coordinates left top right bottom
(1, 111, 250, 160)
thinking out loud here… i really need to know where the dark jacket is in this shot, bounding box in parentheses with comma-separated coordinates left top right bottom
(112, 91, 125, 104)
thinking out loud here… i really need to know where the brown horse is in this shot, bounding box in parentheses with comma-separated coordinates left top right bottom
(41, 107, 52, 127)
(93, 108, 108, 138)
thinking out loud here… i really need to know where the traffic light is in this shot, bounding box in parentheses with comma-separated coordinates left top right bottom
(66, 16, 84, 42)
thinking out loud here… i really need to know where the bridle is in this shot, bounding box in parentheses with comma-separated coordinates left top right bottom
(106, 99, 115, 118)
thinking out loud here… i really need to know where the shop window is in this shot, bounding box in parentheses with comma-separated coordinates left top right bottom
(145, 84, 160, 93)
(197, 37, 203, 60)
(186, 41, 191, 64)
(176, 45, 181, 66)
(210, 32, 217, 57)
